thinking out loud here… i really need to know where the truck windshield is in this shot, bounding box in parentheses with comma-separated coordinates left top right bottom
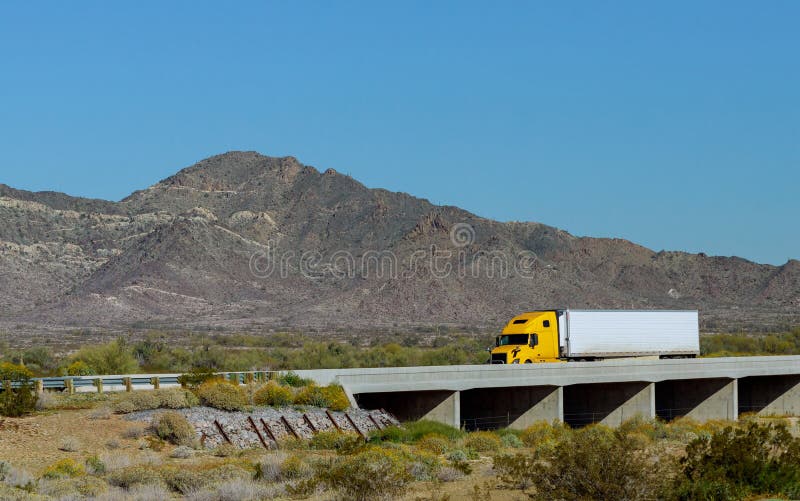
(497, 334, 529, 346)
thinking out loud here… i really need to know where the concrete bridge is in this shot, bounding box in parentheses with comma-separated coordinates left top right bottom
(297, 356, 800, 430)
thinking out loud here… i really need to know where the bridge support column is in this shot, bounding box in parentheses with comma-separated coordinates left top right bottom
(564, 382, 655, 427)
(422, 390, 460, 428)
(656, 378, 738, 422)
(509, 386, 563, 429)
(738, 375, 800, 416)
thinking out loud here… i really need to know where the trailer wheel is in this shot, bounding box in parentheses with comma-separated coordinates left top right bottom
(524, 359, 532, 364)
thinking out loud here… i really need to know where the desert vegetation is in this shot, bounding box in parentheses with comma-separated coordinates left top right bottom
(1, 328, 798, 380)
(1, 397, 799, 501)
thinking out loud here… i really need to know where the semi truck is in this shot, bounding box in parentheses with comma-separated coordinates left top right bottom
(489, 309, 699, 364)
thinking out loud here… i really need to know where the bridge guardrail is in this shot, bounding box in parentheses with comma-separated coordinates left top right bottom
(4, 371, 285, 392)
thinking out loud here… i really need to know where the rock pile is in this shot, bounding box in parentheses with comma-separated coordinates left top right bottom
(128, 406, 399, 449)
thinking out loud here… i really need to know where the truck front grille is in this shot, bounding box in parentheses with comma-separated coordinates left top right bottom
(491, 353, 507, 364)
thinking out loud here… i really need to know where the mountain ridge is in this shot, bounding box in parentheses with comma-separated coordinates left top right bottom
(1, 151, 797, 332)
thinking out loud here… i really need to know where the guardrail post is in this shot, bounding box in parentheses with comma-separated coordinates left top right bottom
(65, 379, 74, 395)
(124, 377, 132, 392)
(245, 373, 254, 384)
(3, 380, 11, 396)
(35, 380, 44, 394)
(94, 378, 103, 394)
(229, 373, 239, 385)
(151, 377, 160, 390)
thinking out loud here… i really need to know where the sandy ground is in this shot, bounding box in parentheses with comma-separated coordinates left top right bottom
(0, 410, 146, 472)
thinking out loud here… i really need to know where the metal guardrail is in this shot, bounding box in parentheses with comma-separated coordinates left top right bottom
(4, 371, 283, 392)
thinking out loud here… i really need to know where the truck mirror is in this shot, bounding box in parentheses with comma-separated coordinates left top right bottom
(530, 334, 539, 347)
(495, 337, 500, 347)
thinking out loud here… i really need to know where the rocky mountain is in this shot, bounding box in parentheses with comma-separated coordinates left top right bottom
(1, 151, 797, 332)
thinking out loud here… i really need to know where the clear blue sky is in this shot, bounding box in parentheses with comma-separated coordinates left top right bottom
(0, 2, 797, 265)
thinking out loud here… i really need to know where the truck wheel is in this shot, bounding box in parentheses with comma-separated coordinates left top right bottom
(524, 359, 532, 364)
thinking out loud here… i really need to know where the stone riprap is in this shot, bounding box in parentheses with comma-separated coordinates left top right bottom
(127, 406, 399, 449)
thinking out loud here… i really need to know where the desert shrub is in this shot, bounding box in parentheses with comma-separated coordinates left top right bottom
(112, 391, 160, 413)
(463, 431, 502, 453)
(162, 468, 209, 494)
(436, 465, 464, 482)
(0, 484, 46, 501)
(89, 407, 112, 420)
(123, 425, 147, 439)
(34, 391, 56, 411)
(36, 476, 107, 498)
(205, 463, 253, 483)
(195, 380, 247, 411)
(294, 383, 329, 407)
(186, 479, 281, 501)
(277, 371, 311, 387)
(309, 430, 362, 451)
(64, 360, 94, 376)
(500, 433, 523, 448)
(178, 367, 222, 388)
(107, 465, 163, 489)
(401, 448, 442, 481)
(58, 436, 81, 452)
(445, 449, 473, 475)
(520, 420, 572, 457)
(85, 455, 106, 475)
(41, 458, 85, 479)
(281, 454, 311, 479)
(278, 436, 309, 450)
(0, 363, 36, 417)
(416, 434, 450, 454)
(170, 445, 194, 459)
(320, 384, 350, 411)
(518, 425, 669, 500)
(98, 453, 132, 472)
(493, 452, 537, 490)
(126, 483, 173, 500)
(152, 411, 196, 447)
(255, 452, 287, 482)
(105, 438, 121, 450)
(71, 339, 138, 375)
(253, 381, 294, 407)
(674, 421, 800, 500)
(1, 464, 34, 490)
(0, 460, 10, 481)
(372, 420, 465, 444)
(312, 446, 413, 501)
(154, 388, 199, 409)
(618, 415, 669, 441)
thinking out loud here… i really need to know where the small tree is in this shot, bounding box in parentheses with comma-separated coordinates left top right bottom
(0, 362, 37, 417)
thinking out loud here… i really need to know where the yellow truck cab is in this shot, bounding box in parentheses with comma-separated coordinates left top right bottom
(490, 310, 561, 364)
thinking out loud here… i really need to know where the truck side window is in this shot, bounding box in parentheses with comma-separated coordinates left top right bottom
(543, 320, 550, 327)
(530, 334, 539, 347)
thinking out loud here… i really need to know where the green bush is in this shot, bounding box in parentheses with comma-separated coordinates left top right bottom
(70, 339, 138, 375)
(309, 431, 362, 451)
(277, 371, 311, 387)
(194, 380, 247, 411)
(65, 360, 94, 376)
(510, 425, 670, 500)
(463, 431, 502, 453)
(152, 411, 196, 447)
(416, 434, 450, 454)
(293, 383, 350, 411)
(107, 465, 163, 489)
(177, 368, 222, 388)
(372, 420, 465, 444)
(154, 388, 199, 409)
(0, 363, 36, 417)
(312, 446, 413, 501)
(675, 421, 800, 500)
(41, 458, 85, 479)
(253, 381, 293, 407)
(162, 468, 209, 494)
(112, 391, 159, 413)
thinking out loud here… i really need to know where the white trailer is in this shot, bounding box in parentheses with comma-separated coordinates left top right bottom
(559, 309, 699, 359)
